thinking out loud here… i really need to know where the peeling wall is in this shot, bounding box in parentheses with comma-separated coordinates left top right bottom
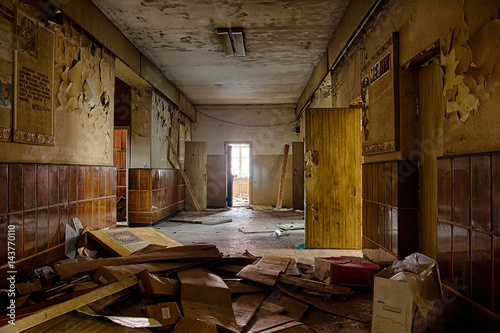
(0, 12, 114, 166)
(326, 0, 500, 158)
(150, 90, 173, 169)
(320, 0, 500, 259)
(194, 104, 298, 207)
(130, 87, 152, 168)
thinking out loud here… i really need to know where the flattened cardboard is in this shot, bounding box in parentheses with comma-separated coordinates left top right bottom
(137, 270, 180, 297)
(55, 243, 221, 281)
(77, 305, 163, 328)
(172, 317, 217, 333)
(178, 267, 238, 332)
(88, 227, 183, 256)
(246, 308, 295, 333)
(232, 292, 268, 330)
(262, 291, 309, 322)
(144, 302, 182, 326)
(276, 284, 372, 323)
(237, 256, 291, 286)
(224, 280, 274, 294)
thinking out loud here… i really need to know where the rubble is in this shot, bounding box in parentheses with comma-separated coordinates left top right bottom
(0, 227, 376, 332)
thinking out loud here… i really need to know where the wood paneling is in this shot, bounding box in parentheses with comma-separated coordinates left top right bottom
(453, 157, 470, 225)
(305, 108, 361, 249)
(185, 141, 207, 211)
(437, 221, 452, 287)
(362, 160, 419, 261)
(128, 168, 185, 225)
(0, 163, 117, 289)
(0, 165, 8, 215)
(292, 141, 305, 211)
(437, 158, 452, 220)
(9, 164, 23, 213)
(471, 156, 491, 231)
(437, 153, 498, 315)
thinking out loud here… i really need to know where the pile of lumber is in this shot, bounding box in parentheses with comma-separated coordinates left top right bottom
(0, 228, 372, 332)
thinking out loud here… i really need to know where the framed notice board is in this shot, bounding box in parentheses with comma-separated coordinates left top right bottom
(13, 7, 55, 145)
(361, 32, 399, 155)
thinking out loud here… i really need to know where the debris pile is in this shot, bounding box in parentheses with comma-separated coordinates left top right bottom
(0, 227, 375, 332)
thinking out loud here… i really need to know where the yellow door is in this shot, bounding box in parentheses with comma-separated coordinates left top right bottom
(305, 108, 361, 249)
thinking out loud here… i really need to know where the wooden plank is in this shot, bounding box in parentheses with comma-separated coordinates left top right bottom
(305, 108, 361, 249)
(232, 293, 268, 330)
(417, 61, 443, 258)
(1, 277, 138, 333)
(185, 141, 208, 211)
(23, 311, 152, 333)
(277, 274, 353, 301)
(276, 284, 372, 323)
(276, 144, 290, 209)
(292, 141, 304, 210)
(246, 309, 295, 333)
(261, 292, 309, 322)
(167, 135, 204, 217)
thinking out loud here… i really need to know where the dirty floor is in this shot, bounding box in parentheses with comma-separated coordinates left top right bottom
(156, 207, 372, 333)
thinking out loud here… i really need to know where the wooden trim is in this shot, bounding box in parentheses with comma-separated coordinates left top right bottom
(276, 144, 290, 209)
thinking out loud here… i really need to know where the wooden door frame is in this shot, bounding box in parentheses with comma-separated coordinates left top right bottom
(114, 126, 130, 226)
(225, 141, 253, 207)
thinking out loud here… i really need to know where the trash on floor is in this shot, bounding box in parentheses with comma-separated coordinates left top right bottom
(314, 256, 381, 286)
(0, 228, 376, 332)
(168, 216, 233, 225)
(371, 253, 443, 333)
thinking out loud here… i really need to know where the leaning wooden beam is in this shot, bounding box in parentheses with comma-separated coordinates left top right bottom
(276, 144, 290, 209)
(166, 135, 204, 217)
(1, 276, 138, 333)
(277, 274, 354, 301)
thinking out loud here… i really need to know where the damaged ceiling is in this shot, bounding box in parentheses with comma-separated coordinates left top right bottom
(90, 0, 351, 105)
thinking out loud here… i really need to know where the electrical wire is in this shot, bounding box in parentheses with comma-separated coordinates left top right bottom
(198, 110, 296, 128)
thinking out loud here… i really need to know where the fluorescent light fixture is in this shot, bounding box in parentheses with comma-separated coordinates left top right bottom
(231, 28, 245, 56)
(217, 28, 234, 56)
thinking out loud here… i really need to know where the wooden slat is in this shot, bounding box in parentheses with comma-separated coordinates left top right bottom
(276, 144, 290, 209)
(0, 277, 138, 333)
(167, 135, 203, 217)
(185, 141, 208, 211)
(292, 142, 304, 211)
(277, 274, 353, 301)
(305, 108, 361, 249)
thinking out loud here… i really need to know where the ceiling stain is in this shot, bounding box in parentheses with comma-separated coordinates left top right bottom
(91, 0, 351, 104)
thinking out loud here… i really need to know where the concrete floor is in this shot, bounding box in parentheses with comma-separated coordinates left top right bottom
(156, 207, 363, 263)
(155, 207, 372, 333)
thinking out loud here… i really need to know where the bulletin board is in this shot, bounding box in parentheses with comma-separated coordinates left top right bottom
(361, 32, 399, 155)
(13, 7, 54, 145)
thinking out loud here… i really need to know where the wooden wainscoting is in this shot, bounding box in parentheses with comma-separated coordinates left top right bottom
(437, 153, 500, 319)
(362, 160, 419, 264)
(128, 168, 185, 225)
(0, 163, 117, 288)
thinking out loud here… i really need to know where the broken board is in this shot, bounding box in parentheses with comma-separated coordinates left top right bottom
(276, 223, 305, 230)
(88, 227, 182, 256)
(168, 216, 233, 225)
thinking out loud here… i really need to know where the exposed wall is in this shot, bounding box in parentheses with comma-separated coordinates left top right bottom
(194, 104, 298, 207)
(0, 11, 115, 166)
(130, 87, 152, 168)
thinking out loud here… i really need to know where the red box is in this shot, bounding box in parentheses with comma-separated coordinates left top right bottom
(314, 256, 380, 285)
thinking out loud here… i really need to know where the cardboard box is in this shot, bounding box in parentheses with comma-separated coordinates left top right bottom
(371, 268, 417, 333)
(314, 256, 380, 285)
(137, 270, 180, 297)
(144, 302, 182, 326)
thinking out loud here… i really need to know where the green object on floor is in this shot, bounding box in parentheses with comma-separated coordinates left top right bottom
(295, 243, 305, 249)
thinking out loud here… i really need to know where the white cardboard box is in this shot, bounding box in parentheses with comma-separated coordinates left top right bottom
(371, 268, 417, 333)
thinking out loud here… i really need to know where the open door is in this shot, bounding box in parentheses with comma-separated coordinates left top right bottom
(185, 141, 207, 211)
(305, 108, 361, 249)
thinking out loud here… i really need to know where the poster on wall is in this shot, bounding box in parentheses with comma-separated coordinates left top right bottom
(13, 8, 54, 145)
(360, 32, 399, 155)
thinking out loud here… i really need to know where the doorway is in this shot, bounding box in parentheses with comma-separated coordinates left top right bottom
(226, 142, 251, 207)
(113, 128, 129, 225)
